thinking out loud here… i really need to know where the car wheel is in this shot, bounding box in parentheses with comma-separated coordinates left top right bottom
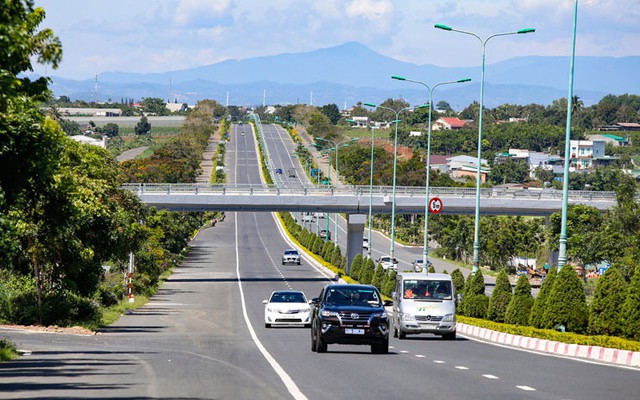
(443, 332, 456, 340)
(371, 339, 389, 354)
(393, 323, 398, 338)
(398, 329, 406, 340)
(315, 327, 327, 353)
(282, 261, 285, 265)
(265, 323, 271, 328)
(297, 261, 301, 265)
(311, 327, 317, 352)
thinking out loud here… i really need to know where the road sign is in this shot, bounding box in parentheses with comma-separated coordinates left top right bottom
(428, 197, 443, 214)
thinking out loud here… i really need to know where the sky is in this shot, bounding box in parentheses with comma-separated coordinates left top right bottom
(32, 0, 640, 80)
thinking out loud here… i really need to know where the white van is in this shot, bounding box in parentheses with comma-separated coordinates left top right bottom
(392, 272, 456, 340)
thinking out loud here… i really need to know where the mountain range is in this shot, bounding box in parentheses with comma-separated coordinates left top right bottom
(43, 42, 639, 110)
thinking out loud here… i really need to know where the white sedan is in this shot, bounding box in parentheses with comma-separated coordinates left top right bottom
(263, 290, 312, 328)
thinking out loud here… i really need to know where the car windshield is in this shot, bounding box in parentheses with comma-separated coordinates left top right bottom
(324, 287, 381, 307)
(403, 280, 452, 300)
(284, 250, 298, 255)
(270, 292, 306, 303)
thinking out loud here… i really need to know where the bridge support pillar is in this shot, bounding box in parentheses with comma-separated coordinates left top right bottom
(346, 214, 366, 276)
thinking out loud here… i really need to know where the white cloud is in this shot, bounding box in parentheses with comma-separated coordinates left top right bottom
(345, 0, 394, 20)
(172, 0, 234, 28)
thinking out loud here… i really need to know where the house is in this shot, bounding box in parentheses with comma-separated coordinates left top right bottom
(598, 122, 640, 132)
(569, 140, 617, 171)
(587, 133, 630, 147)
(495, 149, 564, 179)
(58, 107, 122, 117)
(409, 131, 422, 137)
(447, 155, 489, 183)
(69, 134, 107, 148)
(349, 116, 370, 128)
(432, 117, 467, 131)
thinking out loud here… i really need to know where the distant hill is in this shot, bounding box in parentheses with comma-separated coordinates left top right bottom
(42, 42, 639, 109)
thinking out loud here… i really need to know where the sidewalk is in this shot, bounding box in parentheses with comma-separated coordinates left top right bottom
(196, 134, 218, 183)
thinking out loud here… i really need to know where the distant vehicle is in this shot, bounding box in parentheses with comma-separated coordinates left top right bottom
(392, 272, 456, 340)
(263, 290, 311, 328)
(300, 212, 314, 222)
(376, 255, 398, 271)
(288, 168, 296, 178)
(310, 284, 391, 354)
(275, 168, 283, 174)
(362, 237, 369, 250)
(240, 130, 245, 136)
(313, 212, 326, 219)
(319, 229, 331, 240)
(282, 249, 301, 265)
(412, 258, 431, 272)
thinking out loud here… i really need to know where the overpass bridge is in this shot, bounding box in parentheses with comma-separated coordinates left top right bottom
(122, 183, 617, 216)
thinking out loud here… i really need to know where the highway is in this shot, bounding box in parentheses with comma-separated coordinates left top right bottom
(1, 123, 638, 399)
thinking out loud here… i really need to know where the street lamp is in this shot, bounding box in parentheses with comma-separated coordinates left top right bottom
(314, 137, 358, 244)
(364, 102, 429, 262)
(435, 23, 535, 273)
(558, 0, 579, 270)
(391, 75, 471, 270)
(346, 118, 376, 259)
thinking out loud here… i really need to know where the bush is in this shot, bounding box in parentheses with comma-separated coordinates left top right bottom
(450, 269, 465, 296)
(530, 267, 557, 328)
(330, 246, 342, 268)
(382, 270, 397, 297)
(350, 254, 363, 279)
(620, 264, 640, 340)
(486, 270, 512, 323)
(462, 271, 488, 318)
(371, 264, 386, 290)
(505, 274, 534, 326)
(542, 265, 588, 333)
(428, 265, 436, 273)
(589, 266, 627, 336)
(360, 259, 375, 284)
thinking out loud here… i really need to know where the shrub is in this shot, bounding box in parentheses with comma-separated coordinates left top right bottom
(589, 266, 627, 336)
(312, 236, 323, 255)
(620, 264, 640, 340)
(486, 270, 512, 323)
(350, 254, 363, 280)
(330, 246, 342, 268)
(428, 265, 436, 273)
(371, 264, 386, 290)
(542, 265, 588, 333)
(505, 274, 534, 326)
(450, 269, 465, 296)
(462, 271, 488, 318)
(360, 260, 375, 284)
(383, 270, 397, 297)
(530, 267, 557, 328)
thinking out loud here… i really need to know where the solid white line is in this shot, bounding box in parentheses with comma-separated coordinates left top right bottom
(516, 385, 536, 391)
(483, 374, 499, 379)
(235, 215, 308, 400)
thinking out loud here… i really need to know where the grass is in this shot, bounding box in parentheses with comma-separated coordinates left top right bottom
(0, 338, 18, 362)
(342, 127, 392, 140)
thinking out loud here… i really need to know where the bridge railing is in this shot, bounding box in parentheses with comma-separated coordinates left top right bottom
(121, 183, 618, 202)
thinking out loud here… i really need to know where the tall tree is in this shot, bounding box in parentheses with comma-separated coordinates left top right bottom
(542, 265, 588, 333)
(486, 270, 512, 323)
(588, 267, 627, 336)
(505, 274, 534, 326)
(320, 103, 341, 125)
(620, 264, 640, 340)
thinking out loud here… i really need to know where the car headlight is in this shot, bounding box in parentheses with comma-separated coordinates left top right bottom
(321, 310, 339, 317)
(371, 312, 388, 320)
(401, 313, 416, 321)
(266, 307, 276, 313)
(442, 313, 455, 322)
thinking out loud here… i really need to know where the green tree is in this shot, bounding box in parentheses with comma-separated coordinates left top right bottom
(620, 264, 640, 340)
(486, 270, 512, 323)
(102, 123, 119, 138)
(371, 264, 386, 290)
(588, 267, 627, 336)
(350, 254, 363, 280)
(428, 265, 436, 273)
(542, 266, 588, 333)
(320, 104, 341, 125)
(505, 274, 534, 326)
(462, 270, 488, 318)
(330, 245, 342, 268)
(140, 98, 168, 116)
(383, 270, 397, 297)
(135, 115, 151, 136)
(489, 158, 530, 185)
(450, 269, 465, 296)
(530, 267, 556, 327)
(359, 259, 375, 284)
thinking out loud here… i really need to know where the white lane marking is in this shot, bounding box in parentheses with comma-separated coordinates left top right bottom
(433, 360, 445, 364)
(399, 350, 409, 354)
(455, 366, 469, 370)
(516, 386, 536, 391)
(483, 375, 499, 379)
(415, 355, 426, 358)
(235, 215, 308, 400)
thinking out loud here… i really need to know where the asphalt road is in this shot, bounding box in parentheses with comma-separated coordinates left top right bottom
(1, 123, 638, 399)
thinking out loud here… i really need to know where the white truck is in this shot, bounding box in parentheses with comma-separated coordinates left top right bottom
(392, 272, 456, 340)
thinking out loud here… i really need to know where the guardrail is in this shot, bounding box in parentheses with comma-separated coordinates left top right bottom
(121, 183, 618, 202)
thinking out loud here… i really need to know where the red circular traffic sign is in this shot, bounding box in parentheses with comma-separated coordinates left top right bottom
(428, 197, 443, 214)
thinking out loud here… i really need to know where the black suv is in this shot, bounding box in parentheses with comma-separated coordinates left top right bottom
(310, 284, 390, 354)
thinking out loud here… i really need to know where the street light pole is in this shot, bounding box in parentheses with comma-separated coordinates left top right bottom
(391, 76, 471, 269)
(346, 119, 377, 259)
(435, 23, 535, 273)
(364, 103, 427, 262)
(558, 0, 580, 271)
(314, 137, 357, 244)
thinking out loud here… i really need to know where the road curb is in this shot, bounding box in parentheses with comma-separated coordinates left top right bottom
(457, 323, 640, 368)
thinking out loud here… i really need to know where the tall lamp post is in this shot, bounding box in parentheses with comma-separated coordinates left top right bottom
(346, 119, 377, 259)
(558, 0, 579, 270)
(391, 76, 471, 269)
(364, 103, 428, 262)
(314, 137, 357, 244)
(435, 23, 535, 273)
